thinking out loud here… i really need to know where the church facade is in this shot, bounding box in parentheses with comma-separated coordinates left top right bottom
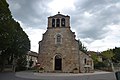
(38, 13, 94, 73)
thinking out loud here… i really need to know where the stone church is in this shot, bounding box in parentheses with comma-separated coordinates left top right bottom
(38, 13, 94, 73)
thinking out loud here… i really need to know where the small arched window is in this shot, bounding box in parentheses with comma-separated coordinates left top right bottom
(56, 18, 60, 27)
(57, 34, 61, 43)
(55, 34, 62, 44)
(61, 18, 65, 27)
(52, 18, 55, 27)
(84, 58, 87, 64)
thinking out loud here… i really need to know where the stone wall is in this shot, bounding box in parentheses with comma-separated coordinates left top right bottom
(38, 27, 80, 72)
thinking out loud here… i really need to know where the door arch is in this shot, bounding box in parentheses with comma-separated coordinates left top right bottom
(54, 55, 62, 70)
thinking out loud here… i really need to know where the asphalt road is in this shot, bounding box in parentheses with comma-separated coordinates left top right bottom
(0, 71, 117, 80)
(0, 72, 37, 80)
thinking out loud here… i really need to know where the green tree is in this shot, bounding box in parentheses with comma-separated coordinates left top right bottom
(113, 47, 120, 63)
(101, 49, 114, 71)
(101, 49, 114, 60)
(0, 0, 13, 51)
(0, 0, 30, 71)
(0, 0, 14, 71)
(91, 52, 99, 63)
(78, 40, 87, 53)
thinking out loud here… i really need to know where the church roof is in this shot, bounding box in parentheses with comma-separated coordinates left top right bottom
(48, 12, 70, 18)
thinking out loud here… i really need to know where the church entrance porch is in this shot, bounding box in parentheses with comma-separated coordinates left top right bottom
(54, 55, 62, 71)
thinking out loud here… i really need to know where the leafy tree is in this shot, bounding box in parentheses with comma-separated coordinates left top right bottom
(113, 47, 120, 63)
(0, 0, 13, 51)
(0, 0, 30, 71)
(16, 55, 27, 71)
(0, 0, 13, 71)
(101, 49, 114, 60)
(78, 40, 87, 53)
(101, 49, 114, 71)
(90, 52, 99, 63)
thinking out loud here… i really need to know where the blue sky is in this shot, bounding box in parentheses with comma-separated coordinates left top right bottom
(7, 0, 120, 52)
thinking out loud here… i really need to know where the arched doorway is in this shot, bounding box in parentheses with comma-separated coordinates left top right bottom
(54, 55, 62, 70)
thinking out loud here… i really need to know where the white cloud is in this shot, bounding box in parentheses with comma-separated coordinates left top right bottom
(84, 11, 93, 17)
(48, 0, 76, 14)
(7, 1, 21, 11)
(24, 28, 45, 52)
(86, 24, 120, 51)
(17, 20, 46, 52)
(7, 0, 120, 52)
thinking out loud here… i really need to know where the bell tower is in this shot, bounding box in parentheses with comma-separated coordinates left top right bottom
(38, 13, 94, 73)
(47, 12, 70, 28)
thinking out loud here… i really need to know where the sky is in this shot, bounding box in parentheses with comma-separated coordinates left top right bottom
(7, 0, 120, 52)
